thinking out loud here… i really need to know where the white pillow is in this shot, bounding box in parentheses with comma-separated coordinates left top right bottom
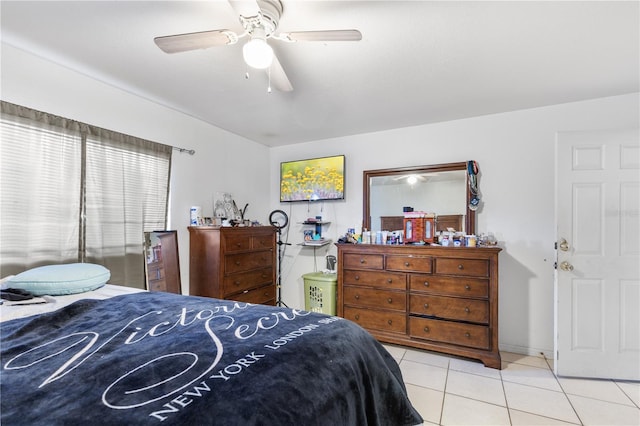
(7, 263, 110, 296)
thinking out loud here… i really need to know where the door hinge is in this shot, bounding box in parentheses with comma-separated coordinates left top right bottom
(554, 262, 557, 269)
(554, 241, 558, 250)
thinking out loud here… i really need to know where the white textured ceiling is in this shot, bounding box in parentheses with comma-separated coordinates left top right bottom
(1, 1, 638, 147)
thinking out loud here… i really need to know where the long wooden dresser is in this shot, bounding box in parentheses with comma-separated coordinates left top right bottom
(188, 226, 277, 305)
(336, 243, 502, 368)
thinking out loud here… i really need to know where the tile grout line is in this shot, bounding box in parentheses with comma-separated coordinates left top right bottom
(542, 352, 584, 425)
(541, 351, 640, 411)
(438, 360, 450, 426)
(498, 363, 514, 425)
(613, 381, 640, 409)
(401, 348, 639, 425)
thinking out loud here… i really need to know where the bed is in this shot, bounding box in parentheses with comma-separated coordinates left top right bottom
(1, 282, 423, 425)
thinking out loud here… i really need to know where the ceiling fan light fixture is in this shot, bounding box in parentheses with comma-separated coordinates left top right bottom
(243, 28, 273, 69)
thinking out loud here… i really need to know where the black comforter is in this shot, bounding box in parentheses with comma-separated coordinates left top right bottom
(1, 292, 422, 425)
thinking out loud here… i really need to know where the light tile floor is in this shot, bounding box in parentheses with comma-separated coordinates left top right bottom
(384, 345, 640, 426)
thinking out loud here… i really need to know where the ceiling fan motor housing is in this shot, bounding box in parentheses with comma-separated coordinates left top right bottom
(241, 0, 283, 36)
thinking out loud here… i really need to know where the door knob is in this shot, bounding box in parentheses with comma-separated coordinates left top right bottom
(559, 261, 574, 271)
(558, 238, 569, 252)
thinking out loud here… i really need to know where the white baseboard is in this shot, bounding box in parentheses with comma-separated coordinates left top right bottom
(499, 343, 553, 360)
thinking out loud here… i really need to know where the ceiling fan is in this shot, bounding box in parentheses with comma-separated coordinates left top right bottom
(154, 0, 362, 92)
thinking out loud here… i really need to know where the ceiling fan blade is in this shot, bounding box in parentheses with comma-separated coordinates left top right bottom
(228, 0, 261, 18)
(279, 29, 362, 42)
(154, 30, 237, 54)
(267, 53, 293, 92)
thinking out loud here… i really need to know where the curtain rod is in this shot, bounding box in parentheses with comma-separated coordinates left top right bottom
(173, 146, 195, 155)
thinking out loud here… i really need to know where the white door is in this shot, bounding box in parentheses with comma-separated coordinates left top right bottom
(555, 128, 640, 380)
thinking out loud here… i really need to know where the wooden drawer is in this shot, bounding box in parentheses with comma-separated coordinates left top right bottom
(147, 262, 164, 280)
(434, 258, 489, 277)
(410, 294, 489, 324)
(224, 234, 251, 252)
(386, 255, 432, 273)
(148, 279, 167, 292)
(343, 253, 384, 270)
(409, 317, 490, 350)
(343, 269, 406, 290)
(343, 286, 406, 311)
(252, 234, 274, 250)
(230, 284, 276, 305)
(225, 250, 273, 274)
(222, 267, 273, 295)
(409, 275, 489, 298)
(344, 306, 406, 334)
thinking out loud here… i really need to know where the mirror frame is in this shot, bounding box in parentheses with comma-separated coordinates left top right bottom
(363, 161, 475, 235)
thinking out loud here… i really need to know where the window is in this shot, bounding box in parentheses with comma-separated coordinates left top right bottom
(0, 101, 172, 288)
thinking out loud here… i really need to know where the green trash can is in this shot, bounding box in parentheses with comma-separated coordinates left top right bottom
(302, 272, 337, 315)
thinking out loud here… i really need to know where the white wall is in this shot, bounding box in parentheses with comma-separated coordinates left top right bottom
(1, 44, 272, 293)
(4, 42, 639, 358)
(270, 93, 640, 357)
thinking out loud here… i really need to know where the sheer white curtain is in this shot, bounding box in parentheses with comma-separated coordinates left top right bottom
(84, 129, 171, 285)
(0, 104, 82, 274)
(0, 101, 172, 288)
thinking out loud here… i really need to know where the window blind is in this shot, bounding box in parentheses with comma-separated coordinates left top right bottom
(84, 129, 171, 285)
(0, 108, 82, 273)
(0, 101, 172, 288)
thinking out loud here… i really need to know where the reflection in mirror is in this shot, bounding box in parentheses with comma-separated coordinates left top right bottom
(144, 230, 181, 294)
(363, 162, 475, 235)
(370, 170, 467, 231)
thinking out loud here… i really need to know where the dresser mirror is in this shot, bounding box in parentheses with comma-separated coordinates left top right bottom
(363, 161, 476, 235)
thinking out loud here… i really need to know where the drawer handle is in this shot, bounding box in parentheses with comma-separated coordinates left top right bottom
(387, 298, 392, 304)
(404, 262, 410, 267)
(465, 285, 471, 291)
(355, 294, 360, 300)
(235, 261, 241, 266)
(424, 326, 430, 333)
(387, 278, 392, 283)
(464, 307, 470, 313)
(360, 258, 365, 264)
(236, 243, 242, 247)
(465, 332, 471, 338)
(458, 264, 464, 270)
(355, 314, 360, 320)
(355, 275, 360, 280)
(424, 303, 429, 309)
(387, 320, 393, 325)
(234, 281, 241, 286)
(423, 281, 429, 287)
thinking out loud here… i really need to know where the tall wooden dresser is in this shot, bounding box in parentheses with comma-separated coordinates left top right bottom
(336, 243, 502, 368)
(188, 226, 277, 305)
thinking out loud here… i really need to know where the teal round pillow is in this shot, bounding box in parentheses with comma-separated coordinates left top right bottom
(7, 263, 110, 296)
